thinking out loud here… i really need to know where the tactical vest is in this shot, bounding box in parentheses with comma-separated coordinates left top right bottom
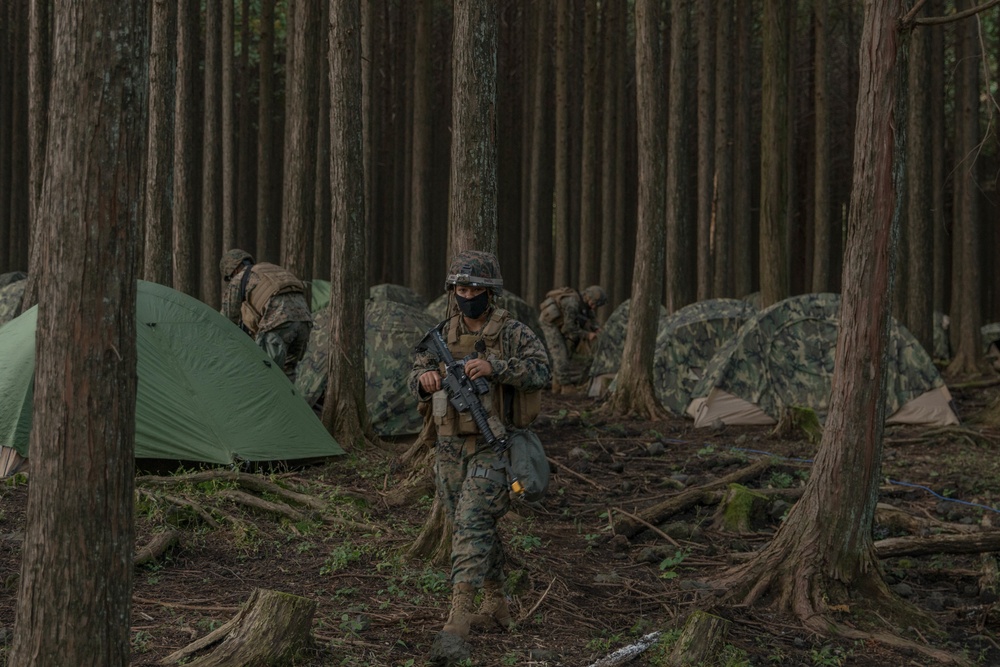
(239, 263, 305, 335)
(538, 287, 579, 326)
(432, 308, 541, 436)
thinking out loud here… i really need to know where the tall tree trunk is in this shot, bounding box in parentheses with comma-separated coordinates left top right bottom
(714, 0, 926, 642)
(21, 0, 51, 310)
(811, 0, 831, 293)
(929, 0, 947, 318)
(665, 0, 693, 313)
(236, 0, 255, 251)
(947, 0, 982, 375)
(732, 0, 754, 298)
(201, 0, 223, 307)
(172, 0, 200, 296)
(447, 0, 497, 254)
(10, 2, 146, 664)
(611, 8, 630, 310)
(312, 0, 332, 282)
(409, 0, 435, 301)
(323, 0, 375, 448)
(904, 7, 933, 356)
(712, 0, 733, 298)
(281, 0, 320, 280)
(526, 2, 552, 310)
(143, 0, 176, 286)
(577, 0, 601, 288)
(497, 3, 523, 293)
(759, 0, 791, 308)
(695, 0, 715, 300)
(608, 0, 667, 421)
(256, 0, 278, 262)
(7, 0, 29, 272)
(221, 0, 236, 253)
(0, 1, 12, 274)
(552, 0, 571, 286)
(599, 0, 620, 312)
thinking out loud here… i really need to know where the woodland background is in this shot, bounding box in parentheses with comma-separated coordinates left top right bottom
(0, 0, 998, 372)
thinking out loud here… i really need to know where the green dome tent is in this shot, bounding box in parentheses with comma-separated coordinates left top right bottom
(686, 293, 958, 428)
(296, 300, 437, 437)
(587, 299, 668, 397)
(308, 280, 427, 314)
(652, 298, 757, 415)
(0, 281, 343, 476)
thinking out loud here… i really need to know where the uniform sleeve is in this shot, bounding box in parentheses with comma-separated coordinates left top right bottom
(220, 273, 243, 326)
(487, 320, 551, 390)
(409, 349, 439, 401)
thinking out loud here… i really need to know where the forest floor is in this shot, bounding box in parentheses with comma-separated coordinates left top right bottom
(1, 372, 1000, 667)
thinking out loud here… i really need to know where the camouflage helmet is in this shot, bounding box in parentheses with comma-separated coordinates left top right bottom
(219, 249, 254, 279)
(445, 250, 504, 295)
(583, 285, 607, 308)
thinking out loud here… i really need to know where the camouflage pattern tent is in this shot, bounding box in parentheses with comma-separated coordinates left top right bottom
(652, 299, 757, 415)
(296, 300, 437, 437)
(587, 299, 668, 397)
(426, 291, 546, 348)
(307, 281, 428, 314)
(687, 293, 959, 428)
(0, 278, 26, 327)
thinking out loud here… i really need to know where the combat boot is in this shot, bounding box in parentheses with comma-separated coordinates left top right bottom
(441, 583, 476, 639)
(471, 580, 515, 632)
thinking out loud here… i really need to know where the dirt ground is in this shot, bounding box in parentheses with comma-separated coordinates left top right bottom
(1, 373, 1000, 667)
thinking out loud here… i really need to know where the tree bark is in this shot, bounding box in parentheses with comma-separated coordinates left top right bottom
(256, 0, 278, 262)
(712, 0, 923, 639)
(599, 0, 621, 313)
(322, 0, 376, 448)
(811, 0, 832, 294)
(143, 0, 175, 286)
(758, 0, 790, 308)
(236, 0, 255, 251)
(552, 0, 571, 286)
(312, 0, 332, 282)
(526, 2, 553, 310)
(665, 0, 694, 313)
(281, 0, 320, 281)
(408, 0, 435, 301)
(577, 0, 601, 288)
(448, 0, 497, 255)
(221, 0, 236, 253)
(732, 0, 754, 298)
(946, 0, 982, 375)
(201, 0, 223, 307)
(607, 0, 667, 421)
(173, 0, 200, 296)
(160, 589, 316, 667)
(695, 0, 715, 301)
(712, 0, 733, 298)
(10, 3, 146, 664)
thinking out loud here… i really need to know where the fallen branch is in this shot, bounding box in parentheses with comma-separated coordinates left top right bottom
(138, 470, 327, 511)
(617, 458, 774, 539)
(546, 456, 610, 491)
(875, 503, 979, 536)
(875, 530, 1000, 558)
(218, 489, 307, 523)
(585, 631, 662, 667)
(135, 530, 181, 567)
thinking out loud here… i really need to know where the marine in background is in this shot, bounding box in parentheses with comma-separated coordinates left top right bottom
(219, 249, 312, 382)
(537, 284, 607, 393)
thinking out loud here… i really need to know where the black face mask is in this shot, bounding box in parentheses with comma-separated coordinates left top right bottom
(456, 291, 490, 319)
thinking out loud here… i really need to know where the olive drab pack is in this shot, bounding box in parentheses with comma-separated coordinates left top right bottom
(506, 428, 549, 502)
(240, 263, 306, 335)
(538, 287, 578, 327)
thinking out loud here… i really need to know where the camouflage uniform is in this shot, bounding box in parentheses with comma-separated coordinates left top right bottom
(220, 250, 313, 382)
(0, 277, 27, 327)
(538, 286, 604, 386)
(410, 253, 550, 589)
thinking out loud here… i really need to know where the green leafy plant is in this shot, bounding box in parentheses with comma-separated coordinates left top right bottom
(321, 540, 365, 575)
(131, 630, 153, 654)
(767, 471, 794, 489)
(658, 550, 689, 580)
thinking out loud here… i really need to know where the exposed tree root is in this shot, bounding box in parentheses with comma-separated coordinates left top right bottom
(135, 529, 181, 567)
(603, 377, 669, 421)
(406, 496, 452, 566)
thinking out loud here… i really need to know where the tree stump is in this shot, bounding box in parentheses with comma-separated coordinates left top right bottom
(667, 610, 731, 666)
(159, 588, 316, 666)
(712, 483, 768, 533)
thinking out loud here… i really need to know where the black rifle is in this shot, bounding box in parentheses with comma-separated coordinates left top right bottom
(416, 324, 524, 495)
